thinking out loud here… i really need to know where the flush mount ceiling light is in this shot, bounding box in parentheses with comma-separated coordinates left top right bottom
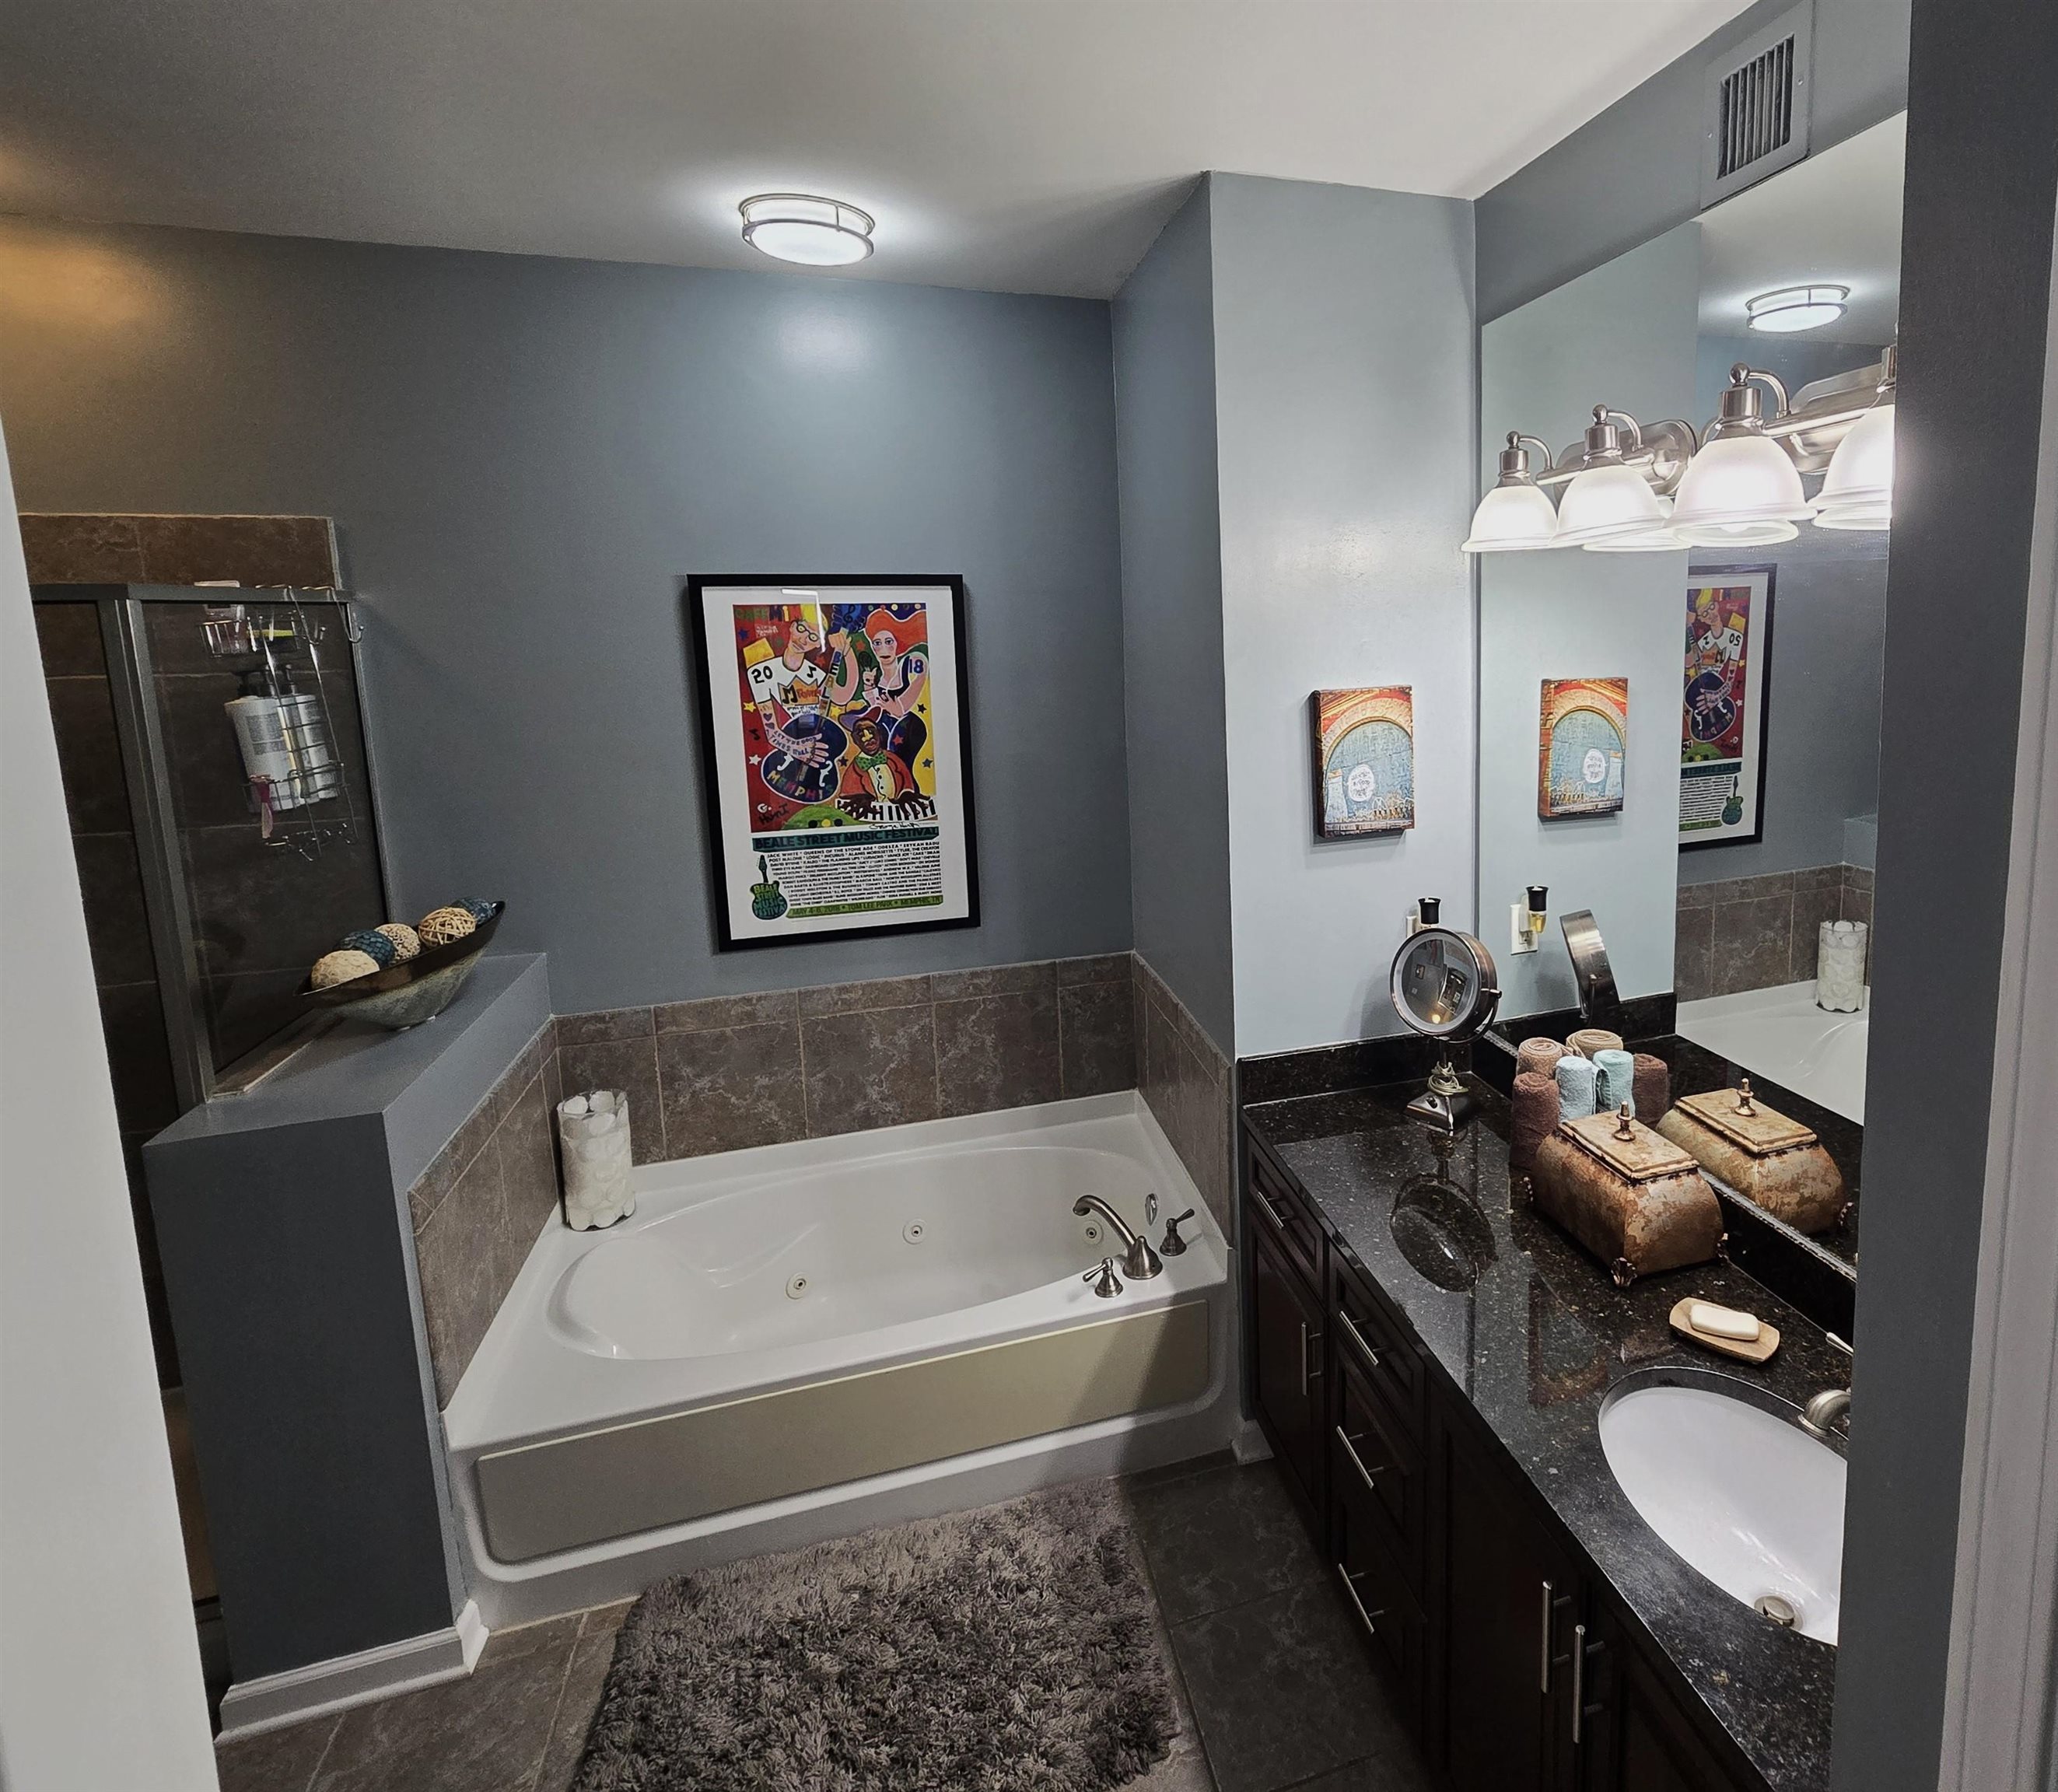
(1669, 366, 1814, 545)
(1746, 284, 1851, 334)
(739, 193, 875, 266)
(1461, 434, 1560, 552)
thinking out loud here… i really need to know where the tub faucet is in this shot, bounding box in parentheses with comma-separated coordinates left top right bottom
(1801, 1388, 1850, 1438)
(1073, 1196, 1163, 1280)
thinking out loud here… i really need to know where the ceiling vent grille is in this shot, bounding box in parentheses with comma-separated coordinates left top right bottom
(1702, 2, 1815, 207)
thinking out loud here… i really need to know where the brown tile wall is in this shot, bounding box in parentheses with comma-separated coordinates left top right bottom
(1675, 863, 1874, 1002)
(19, 512, 339, 587)
(1131, 954, 1235, 1240)
(409, 954, 1139, 1402)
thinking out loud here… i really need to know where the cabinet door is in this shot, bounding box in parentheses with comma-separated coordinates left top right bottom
(1251, 1228, 1325, 1517)
(1442, 1423, 1583, 1792)
(1580, 1605, 1747, 1792)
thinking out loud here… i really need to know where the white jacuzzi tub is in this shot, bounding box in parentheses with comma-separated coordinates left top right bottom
(443, 1091, 1236, 1630)
(1676, 981, 1867, 1123)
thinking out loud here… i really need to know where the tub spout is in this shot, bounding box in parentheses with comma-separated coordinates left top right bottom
(1073, 1195, 1163, 1280)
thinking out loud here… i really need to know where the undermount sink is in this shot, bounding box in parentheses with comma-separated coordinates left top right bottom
(1599, 1374, 1846, 1645)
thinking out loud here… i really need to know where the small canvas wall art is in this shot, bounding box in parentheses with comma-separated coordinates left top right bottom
(1680, 566, 1776, 848)
(1311, 686, 1415, 838)
(1538, 677, 1629, 819)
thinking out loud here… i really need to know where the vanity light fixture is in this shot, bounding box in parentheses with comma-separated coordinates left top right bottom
(1553, 409, 1678, 548)
(1584, 495, 1685, 554)
(739, 193, 876, 266)
(1812, 347, 1896, 530)
(1461, 434, 1561, 552)
(1668, 366, 1814, 545)
(1745, 284, 1850, 334)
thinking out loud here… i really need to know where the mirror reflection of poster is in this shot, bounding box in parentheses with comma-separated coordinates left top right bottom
(1680, 567, 1776, 849)
(688, 577, 978, 949)
(1538, 677, 1628, 820)
(1311, 686, 1415, 838)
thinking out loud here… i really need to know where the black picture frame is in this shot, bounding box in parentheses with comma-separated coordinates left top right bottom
(684, 574, 981, 951)
(1679, 562, 1777, 853)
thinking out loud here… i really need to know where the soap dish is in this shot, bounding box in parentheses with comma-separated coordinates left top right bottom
(1668, 1297, 1780, 1363)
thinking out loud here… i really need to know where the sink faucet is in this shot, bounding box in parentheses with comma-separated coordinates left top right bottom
(1073, 1196, 1163, 1280)
(1800, 1388, 1850, 1437)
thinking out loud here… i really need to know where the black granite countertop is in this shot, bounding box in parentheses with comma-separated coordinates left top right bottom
(1243, 1076, 1844, 1792)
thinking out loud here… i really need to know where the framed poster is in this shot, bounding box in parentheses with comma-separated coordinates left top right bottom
(1311, 686, 1415, 838)
(1538, 677, 1628, 820)
(1679, 565, 1776, 849)
(688, 576, 979, 949)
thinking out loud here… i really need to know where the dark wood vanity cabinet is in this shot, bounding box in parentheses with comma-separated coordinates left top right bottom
(1241, 1132, 1762, 1792)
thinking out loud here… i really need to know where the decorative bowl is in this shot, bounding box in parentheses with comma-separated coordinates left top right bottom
(301, 903, 504, 1029)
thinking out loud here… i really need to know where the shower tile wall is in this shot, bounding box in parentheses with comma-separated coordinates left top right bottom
(35, 599, 181, 1385)
(1675, 863, 1875, 1002)
(1132, 954, 1234, 1240)
(410, 954, 1139, 1402)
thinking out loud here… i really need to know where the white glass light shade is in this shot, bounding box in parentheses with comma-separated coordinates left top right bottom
(1553, 464, 1668, 546)
(1747, 285, 1850, 334)
(1811, 504, 1891, 531)
(1461, 481, 1559, 552)
(1584, 498, 1684, 553)
(1816, 402, 1895, 512)
(740, 194, 875, 265)
(1670, 435, 1811, 543)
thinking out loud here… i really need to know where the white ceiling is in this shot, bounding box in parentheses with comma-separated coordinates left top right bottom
(1, 0, 1758, 299)
(1697, 112, 1906, 345)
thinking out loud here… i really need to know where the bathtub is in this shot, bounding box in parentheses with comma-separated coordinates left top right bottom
(1675, 981, 1867, 1124)
(443, 1091, 1237, 1630)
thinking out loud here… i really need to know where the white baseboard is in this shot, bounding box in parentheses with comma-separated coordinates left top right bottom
(215, 1600, 488, 1739)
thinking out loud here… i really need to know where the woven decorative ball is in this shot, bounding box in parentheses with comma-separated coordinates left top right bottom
(453, 897, 495, 923)
(311, 947, 381, 989)
(416, 905, 478, 949)
(375, 922, 422, 963)
(338, 929, 397, 968)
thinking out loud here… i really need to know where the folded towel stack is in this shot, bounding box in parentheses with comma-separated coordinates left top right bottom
(1517, 1036, 1567, 1079)
(1554, 1053, 1600, 1123)
(1633, 1053, 1670, 1121)
(1566, 1026, 1626, 1059)
(1511, 1071, 1559, 1170)
(1593, 1048, 1636, 1115)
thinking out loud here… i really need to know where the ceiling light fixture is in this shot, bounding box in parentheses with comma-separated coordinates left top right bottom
(739, 193, 876, 267)
(1746, 284, 1850, 334)
(1668, 366, 1815, 545)
(1461, 434, 1560, 552)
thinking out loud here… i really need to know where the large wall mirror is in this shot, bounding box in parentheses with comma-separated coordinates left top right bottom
(1472, 113, 1904, 1300)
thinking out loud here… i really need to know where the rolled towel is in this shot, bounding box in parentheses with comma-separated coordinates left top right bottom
(1566, 1027, 1626, 1059)
(1555, 1053, 1600, 1123)
(1510, 1071, 1559, 1171)
(1633, 1053, 1670, 1121)
(1594, 1048, 1636, 1115)
(1517, 1037, 1567, 1080)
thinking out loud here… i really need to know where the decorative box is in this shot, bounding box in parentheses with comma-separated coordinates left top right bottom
(1656, 1080, 1847, 1235)
(1531, 1107, 1725, 1287)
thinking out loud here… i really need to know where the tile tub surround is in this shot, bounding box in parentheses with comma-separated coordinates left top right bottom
(1675, 863, 1874, 1003)
(1132, 954, 1235, 1239)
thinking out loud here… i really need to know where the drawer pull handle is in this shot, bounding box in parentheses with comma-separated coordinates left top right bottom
(1338, 1307, 1383, 1372)
(1335, 1563, 1385, 1638)
(1252, 1185, 1294, 1235)
(1539, 1580, 1554, 1692)
(1298, 1321, 1323, 1395)
(1334, 1425, 1388, 1496)
(1572, 1622, 1587, 1744)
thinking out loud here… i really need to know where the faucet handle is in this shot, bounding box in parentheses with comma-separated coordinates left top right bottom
(1083, 1257, 1124, 1298)
(1160, 1208, 1197, 1255)
(1146, 1191, 1159, 1226)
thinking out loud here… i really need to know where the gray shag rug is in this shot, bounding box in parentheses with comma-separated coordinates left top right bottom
(569, 1481, 1177, 1791)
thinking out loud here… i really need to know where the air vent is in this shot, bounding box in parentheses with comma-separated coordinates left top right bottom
(1701, 2, 1815, 207)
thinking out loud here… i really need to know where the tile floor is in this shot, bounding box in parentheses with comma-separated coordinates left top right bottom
(215, 1456, 1430, 1792)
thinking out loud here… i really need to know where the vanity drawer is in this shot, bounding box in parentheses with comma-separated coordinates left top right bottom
(1247, 1146, 1325, 1290)
(1333, 1468, 1426, 1738)
(1333, 1353, 1426, 1590)
(1332, 1255, 1424, 1442)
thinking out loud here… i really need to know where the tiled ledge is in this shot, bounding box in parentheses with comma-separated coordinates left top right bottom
(1131, 955, 1234, 1237)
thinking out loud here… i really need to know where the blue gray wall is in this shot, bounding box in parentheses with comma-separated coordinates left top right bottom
(1111, 182, 1235, 1055)
(0, 219, 1130, 1014)
(1475, 0, 1912, 322)
(1477, 225, 1700, 1018)
(1207, 174, 1477, 1056)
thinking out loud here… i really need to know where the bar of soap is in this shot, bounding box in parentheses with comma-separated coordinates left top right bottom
(1688, 1301, 1762, 1342)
